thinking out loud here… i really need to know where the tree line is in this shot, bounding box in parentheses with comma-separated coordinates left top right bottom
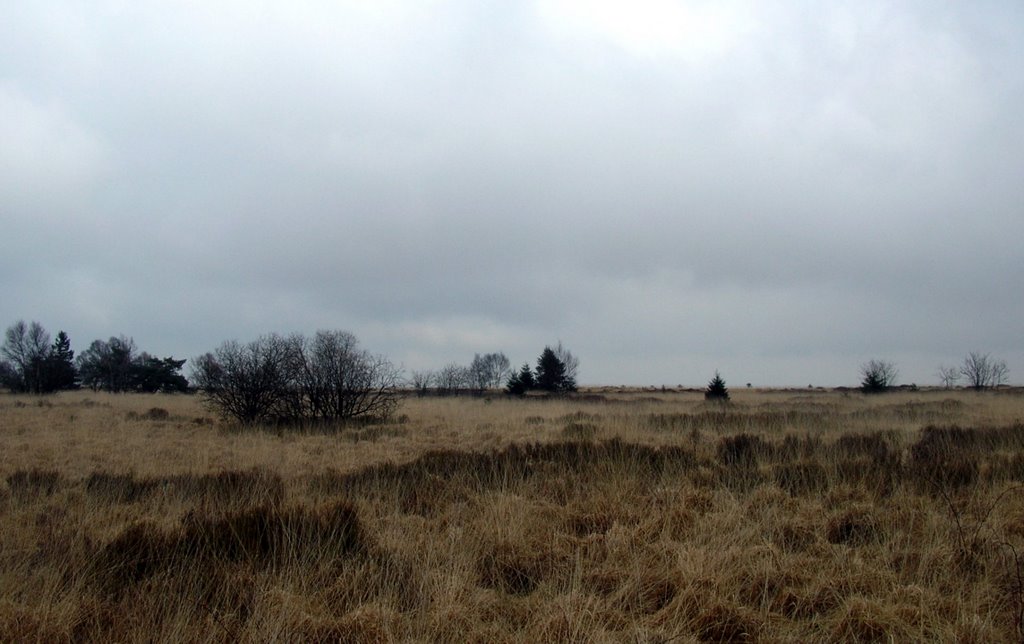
(410, 341, 579, 396)
(859, 353, 1010, 393)
(0, 321, 187, 394)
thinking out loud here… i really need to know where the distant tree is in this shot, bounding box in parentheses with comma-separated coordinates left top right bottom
(0, 359, 19, 391)
(44, 331, 78, 391)
(553, 341, 579, 389)
(131, 354, 188, 393)
(468, 352, 512, 392)
(860, 359, 898, 394)
(77, 336, 137, 392)
(436, 362, 470, 395)
(937, 365, 961, 389)
(536, 346, 576, 393)
(468, 354, 490, 393)
(960, 352, 1009, 390)
(190, 334, 297, 424)
(705, 371, 730, 401)
(410, 369, 435, 396)
(505, 363, 536, 396)
(293, 330, 402, 422)
(2, 320, 52, 393)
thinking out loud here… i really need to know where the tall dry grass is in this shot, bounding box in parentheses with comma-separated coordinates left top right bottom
(1, 388, 1023, 641)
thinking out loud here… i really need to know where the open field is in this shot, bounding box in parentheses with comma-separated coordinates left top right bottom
(2, 389, 1024, 642)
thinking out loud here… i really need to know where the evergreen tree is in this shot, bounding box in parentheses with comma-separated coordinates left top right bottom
(132, 354, 188, 393)
(44, 331, 78, 391)
(518, 363, 536, 391)
(536, 347, 572, 393)
(705, 371, 729, 401)
(505, 363, 535, 396)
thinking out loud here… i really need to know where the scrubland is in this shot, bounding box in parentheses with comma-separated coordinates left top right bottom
(1, 388, 1023, 642)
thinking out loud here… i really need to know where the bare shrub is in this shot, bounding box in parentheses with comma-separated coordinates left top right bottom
(192, 330, 401, 426)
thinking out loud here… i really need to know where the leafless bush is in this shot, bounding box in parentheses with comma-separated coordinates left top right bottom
(191, 330, 400, 426)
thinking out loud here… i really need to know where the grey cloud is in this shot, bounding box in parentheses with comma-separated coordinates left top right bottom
(2, 1, 1022, 386)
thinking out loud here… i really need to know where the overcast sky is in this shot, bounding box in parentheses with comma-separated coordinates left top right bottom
(2, 1, 1022, 387)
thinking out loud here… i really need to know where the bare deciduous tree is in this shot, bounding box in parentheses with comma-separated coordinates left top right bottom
(553, 341, 579, 386)
(937, 365, 961, 389)
(469, 352, 511, 391)
(409, 370, 435, 396)
(960, 352, 1009, 390)
(2, 320, 51, 393)
(435, 362, 470, 395)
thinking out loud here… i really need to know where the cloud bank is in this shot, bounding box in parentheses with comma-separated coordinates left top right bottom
(2, 1, 1022, 385)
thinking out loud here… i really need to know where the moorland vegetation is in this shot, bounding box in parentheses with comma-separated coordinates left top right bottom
(2, 388, 1023, 641)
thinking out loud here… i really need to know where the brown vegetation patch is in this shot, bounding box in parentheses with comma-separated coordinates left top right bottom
(826, 506, 884, 546)
(6, 468, 61, 498)
(829, 596, 904, 642)
(476, 541, 555, 595)
(561, 421, 598, 441)
(909, 426, 982, 491)
(773, 460, 827, 496)
(692, 601, 758, 642)
(717, 433, 768, 468)
(331, 440, 697, 515)
(125, 407, 170, 421)
(84, 468, 284, 506)
(94, 500, 367, 595)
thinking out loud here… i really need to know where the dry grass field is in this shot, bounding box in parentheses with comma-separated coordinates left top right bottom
(2, 388, 1023, 642)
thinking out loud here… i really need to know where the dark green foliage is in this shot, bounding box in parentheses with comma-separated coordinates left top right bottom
(535, 346, 576, 393)
(505, 363, 536, 396)
(131, 354, 188, 393)
(76, 336, 188, 393)
(0, 359, 19, 392)
(77, 336, 137, 392)
(705, 371, 729, 401)
(44, 331, 78, 391)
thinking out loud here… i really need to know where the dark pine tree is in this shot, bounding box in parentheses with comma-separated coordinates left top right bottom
(705, 371, 729, 401)
(45, 331, 78, 391)
(506, 363, 536, 396)
(536, 347, 567, 393)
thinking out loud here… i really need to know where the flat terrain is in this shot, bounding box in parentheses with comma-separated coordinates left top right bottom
(2, 389, 1023, 642)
